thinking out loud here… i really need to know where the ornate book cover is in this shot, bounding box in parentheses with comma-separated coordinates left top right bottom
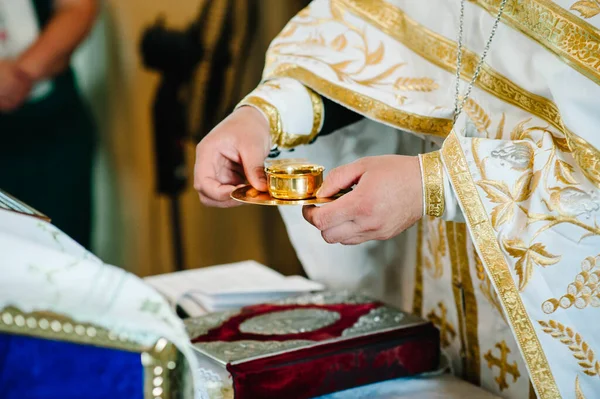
(186, 292, 440, 399)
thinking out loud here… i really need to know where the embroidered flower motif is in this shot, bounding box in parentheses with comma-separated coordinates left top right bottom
(549, 187, 600, 218)
(502, 238, 561, 291)
(491, 143, 534, 171)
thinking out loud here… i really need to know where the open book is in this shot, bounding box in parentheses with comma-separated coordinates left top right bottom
(144, 260, 325, 317)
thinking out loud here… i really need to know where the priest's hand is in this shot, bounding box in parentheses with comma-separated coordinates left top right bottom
(194, 106, 271, 207)
(0, 61, 33, 112)
(303, 155, 423, 245)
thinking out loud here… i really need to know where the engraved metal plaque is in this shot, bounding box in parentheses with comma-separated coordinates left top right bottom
(239, 309, 341, 335)
(272, 291, 373, 306)
(195, 339, 313, 363)
(342, 306, 405, 337)
(185, 310, 240, 338)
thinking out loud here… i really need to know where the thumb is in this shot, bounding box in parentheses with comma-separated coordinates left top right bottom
(241, 145, 268, 192)
(317, 161, 365, 198)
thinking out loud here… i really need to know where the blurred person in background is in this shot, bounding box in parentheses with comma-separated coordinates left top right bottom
(0, 0, 98, 249)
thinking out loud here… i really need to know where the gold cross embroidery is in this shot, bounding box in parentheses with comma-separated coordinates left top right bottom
(484, 340, 521, 391)
(426, 302, 456, 348)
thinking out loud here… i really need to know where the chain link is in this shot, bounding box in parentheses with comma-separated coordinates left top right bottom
(453, 0, 508, 124)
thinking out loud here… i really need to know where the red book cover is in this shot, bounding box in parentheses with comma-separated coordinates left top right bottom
(186, 292, 440, 399)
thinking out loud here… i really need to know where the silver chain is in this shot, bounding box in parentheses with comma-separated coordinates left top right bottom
(453, 0, 508, 124)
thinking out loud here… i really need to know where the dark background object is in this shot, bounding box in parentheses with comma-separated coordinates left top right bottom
(140, 1, 258, 271)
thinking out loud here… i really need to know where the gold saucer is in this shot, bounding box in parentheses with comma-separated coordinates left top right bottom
(231, 185, 346, 206)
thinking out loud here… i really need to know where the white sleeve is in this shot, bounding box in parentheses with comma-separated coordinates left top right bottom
(418, 151, 465, 223)
(442, 169, 465, 223)
(237, 77, 323, 148)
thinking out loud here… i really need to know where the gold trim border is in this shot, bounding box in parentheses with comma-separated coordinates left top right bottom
(412, 219, 425, 315)
(268, 64, 453, 137)
(239, 93, 324, 149)
(421, 151, 445, 218)
(473, 0, 600, 87)
(446, 221, 469, 379)
(441, 132, 560, 399)
(455, 222, 481, 385)
(0, 306, 178, 399)
(238, 95, 285, 147)
(336, 0, 600, 187)
(306, 85, 325, 142)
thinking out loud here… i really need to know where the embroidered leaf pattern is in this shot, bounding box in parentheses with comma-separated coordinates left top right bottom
(478, 180, 515, 228)
(355, 63, 404, 86)
(503, 239, 561, 291)
(552, 135, 571, 152)
(330, 1, 344, 20)
(510, 118, 532, 140)
(330, 60, 354, 80)
(576, 376, 586, 399)
(538, 320, 600, 378)
(464, 98, 491, 134)
(394, 77, 439, 92)
(555, 159, 578, 185)
(280, 23, 298, 38)
(365, 42, 385, 65)
(330, 34, 348, 51)
(570, 1, 600, 18)
(494, 112, 506, 139)
(477, 173, 536, 229)
(514, 172, 535, 202)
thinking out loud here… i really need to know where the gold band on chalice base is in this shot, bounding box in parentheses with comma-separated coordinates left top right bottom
(265, 163, 324, 200)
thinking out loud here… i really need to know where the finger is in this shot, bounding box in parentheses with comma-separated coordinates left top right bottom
(198, 192, 240, 208)
(302, 192, 359, 231)
(197, 177, 238, 203)
(317, 160, 365, 198)
(340, 236, 368, 246)
(320, 221, 362, 244)
(240, 144, 267, 192)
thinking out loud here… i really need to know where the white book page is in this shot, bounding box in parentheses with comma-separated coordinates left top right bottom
(144, 260, 324, 312)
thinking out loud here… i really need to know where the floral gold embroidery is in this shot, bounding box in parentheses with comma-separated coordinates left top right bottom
(542, 255, 600, 313)
(269, 64, 453, 137)
(473, 0, 600, 86)
(424, 217, 446, 279)
(570, 1, 600, 19)
(421, 151, 445, 218)
(475, 249, 505, 321)
(565, 131, 600, 189)
(477, 174, 535, 230)
(484, 340, 521, 391)
(464, 98, 492, 135)
(426, 302, 456, 348)
(469, 108, 600, 253)
(336, 0, 600, 188)
(271, 5, 437, 93)
(502, 238, 561, 291)
(442, 132, 559, 398)
(538, 320, 600, 378)
(394, 77, 439, 92)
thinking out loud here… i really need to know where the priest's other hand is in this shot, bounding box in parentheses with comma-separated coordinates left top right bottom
(303, 155, 423, 245)
(0, 61, 33, 112)
(194, 106, 271, 207)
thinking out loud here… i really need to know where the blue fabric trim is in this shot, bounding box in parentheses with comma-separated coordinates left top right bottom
(0, 333, 144, 399)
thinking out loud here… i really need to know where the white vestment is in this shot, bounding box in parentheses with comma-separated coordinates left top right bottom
(241, 1, 600, 398)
